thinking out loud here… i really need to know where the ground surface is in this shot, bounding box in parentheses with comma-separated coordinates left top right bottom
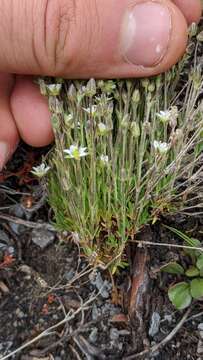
(0, 145, 203, 360)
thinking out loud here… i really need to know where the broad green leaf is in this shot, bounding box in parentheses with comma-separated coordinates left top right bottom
(190, 278, 203, 299)
(185, 266, 199, 277)
(200, 268, 203, 277)
(168, 282, 192, 310)
(196, 254, 203, 270)
(161, 262, 185, 275)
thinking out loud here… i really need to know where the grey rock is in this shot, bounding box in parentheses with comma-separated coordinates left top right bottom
(7, 246, 15, 254)
(149, 312, 161, 337)
(118, 329, 131, 336)
(16, 308, 25, 319)
(92, 304, 101, 320)
(89, 327, 98, 343)
(101, 302, 119, 317)
(163, 314, 173, 323)
(197, 340, 203, 355)
(199, 331, 203, 340)
(31, 228, 55, 249)
(65, 269, 75, 281)
(110, 328, 120, 341)
(198, 323, 203, 331)
(89, 271, 112, 299)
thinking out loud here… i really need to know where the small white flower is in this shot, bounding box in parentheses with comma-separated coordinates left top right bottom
(100, 155, 109, 164)
(31, 163, 50, 178)
(153, 140, 170, 154)
(46, 83, 62, 96)
(64, 145, 88, 160)
(83, 105, 98, 116)
(156, 110, 171, 123)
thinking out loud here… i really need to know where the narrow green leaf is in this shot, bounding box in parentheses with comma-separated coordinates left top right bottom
(164, 225, 201, 248)
(185, 266, 199, 277)
(168, 282, 192, 310)
(161, 262, 185, 275)
(190, 278, 203, 299)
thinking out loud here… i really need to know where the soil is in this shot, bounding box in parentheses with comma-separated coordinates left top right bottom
(0, 144, 203, 360)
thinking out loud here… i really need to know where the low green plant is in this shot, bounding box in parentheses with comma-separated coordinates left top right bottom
(36, 26, 203, 271)
(161, 226, 203, 310)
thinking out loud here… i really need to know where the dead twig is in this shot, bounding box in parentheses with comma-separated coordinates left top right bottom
(185, 311, 203, 323)
(73, 335, 107, 360)
(0, 213, 56, 232)
(0, 292, 98, 360)
(69, 344, 83, 360)
(132, 239, 203, 253)
(124, 307, 191, 359)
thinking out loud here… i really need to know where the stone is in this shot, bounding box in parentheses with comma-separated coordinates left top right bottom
(149, 312, 161, 337)
(31, 228, 55, 249)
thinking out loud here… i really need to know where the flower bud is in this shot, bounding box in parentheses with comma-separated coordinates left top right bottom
(130, 122, 140, 138)
(132, 89, 140, 103)
(120, 114, 130, 129)
(67, 84, 77, 102)
(84, 78, 97, 97)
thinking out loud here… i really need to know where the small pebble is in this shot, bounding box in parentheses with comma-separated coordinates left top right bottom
(31, 228, 55, 249)
(89, 271, 111, 299)
(197, 340, 203, 355)
(149, 312, 161, 337)
(110, 328, 120, 341)
(163, 314, 173, 323)
(89, 327, 98, 343)
(198, 323, 203, 331)
(118, 329, 130, 336)
(16, 308, 25, 319)
(92, 304, 101, 320)
(64, 269, 75, 281)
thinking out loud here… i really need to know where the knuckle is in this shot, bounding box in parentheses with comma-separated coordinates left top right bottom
(43, 0, 100, 76)
(42, 0, 76, 75)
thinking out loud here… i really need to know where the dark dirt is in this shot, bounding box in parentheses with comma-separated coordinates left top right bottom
(0, 144, 203, 360)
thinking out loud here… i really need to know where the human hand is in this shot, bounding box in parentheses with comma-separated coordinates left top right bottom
(0, 0, 201, 169)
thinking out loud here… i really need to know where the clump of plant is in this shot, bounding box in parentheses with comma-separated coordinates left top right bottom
(161, 226, 203, 310)
(37, 26, 203, 270)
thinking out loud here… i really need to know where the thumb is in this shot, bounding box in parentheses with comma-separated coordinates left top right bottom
(0, 0, 190, 78)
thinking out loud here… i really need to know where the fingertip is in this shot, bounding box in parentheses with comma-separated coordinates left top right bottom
(117, 0, 188, 77)
(63, 0, 188, 79)
(0, 74, 19, 170)
(172, 0, 202, 25)
(11, 76, 54, 147)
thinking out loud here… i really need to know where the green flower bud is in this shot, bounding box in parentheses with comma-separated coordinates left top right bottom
(130, 122, 140, 138)
(120, 114, 129, 129)
(84, 78, 97, 97)
(132, 89, 140, 103)
(67, 84, 77, 102)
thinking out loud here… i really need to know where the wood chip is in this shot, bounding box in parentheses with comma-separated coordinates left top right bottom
(0, 280, 9, 293)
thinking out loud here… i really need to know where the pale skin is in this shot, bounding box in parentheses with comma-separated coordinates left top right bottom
(0, 0, 202, 169)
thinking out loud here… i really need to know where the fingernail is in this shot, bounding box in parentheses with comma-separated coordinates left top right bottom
(121, 1, 172, 67)
(0, 142, 9, 171)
